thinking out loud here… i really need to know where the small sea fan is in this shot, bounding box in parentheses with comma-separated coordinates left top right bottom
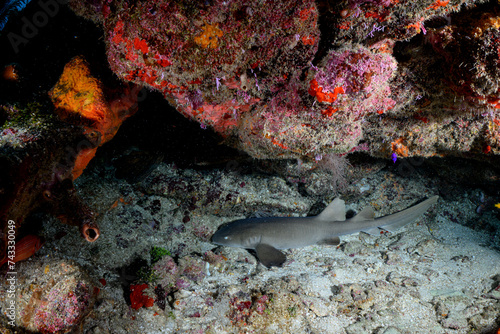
(317, 153, 351, 192)
(0, 0, 32, 31)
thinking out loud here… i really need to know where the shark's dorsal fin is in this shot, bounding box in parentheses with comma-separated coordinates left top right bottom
(352, 207, 378, 235)
(317, 198, 346, 222)
(350, 207, 375, 222)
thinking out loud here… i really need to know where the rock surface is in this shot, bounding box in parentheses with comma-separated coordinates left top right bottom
(68, 0, 500, 160)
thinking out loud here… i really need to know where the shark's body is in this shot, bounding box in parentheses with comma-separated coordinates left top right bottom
(211, 196, 438, 267)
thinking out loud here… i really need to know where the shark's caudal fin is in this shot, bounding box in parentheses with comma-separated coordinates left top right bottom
(361, 195, 439, 235)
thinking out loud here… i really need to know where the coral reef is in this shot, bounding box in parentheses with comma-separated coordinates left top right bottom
(66, 0, 500, 161)
(0, 102, 101, 251)
(68, 0, 321, 154)
(2, 1, 500, 332)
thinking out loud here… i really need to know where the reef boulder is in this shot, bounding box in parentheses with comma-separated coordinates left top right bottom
(1, 257, 97, 333)
(68, 0, 500, 160)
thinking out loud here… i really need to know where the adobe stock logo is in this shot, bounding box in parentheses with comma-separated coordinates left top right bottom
(6, 0, 70, 54)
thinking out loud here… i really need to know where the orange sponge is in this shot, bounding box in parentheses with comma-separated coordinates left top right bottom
(49, 56, 139, 179)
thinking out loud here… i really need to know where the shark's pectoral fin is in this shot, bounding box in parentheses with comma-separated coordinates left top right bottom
(255, 243, 286, 267)
(317, 236, 340, 246)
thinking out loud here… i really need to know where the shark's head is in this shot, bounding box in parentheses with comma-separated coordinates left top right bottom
(211, 221, 260, 248)
(211, 225, 242, 247)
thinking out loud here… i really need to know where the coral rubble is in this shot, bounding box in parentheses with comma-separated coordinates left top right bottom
(0, 257, 97, 333)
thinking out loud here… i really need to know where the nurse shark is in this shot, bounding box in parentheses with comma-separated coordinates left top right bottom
(211, 196, 439, 267)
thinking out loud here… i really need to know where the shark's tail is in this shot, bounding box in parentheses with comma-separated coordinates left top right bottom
(359, 195, 439, 235)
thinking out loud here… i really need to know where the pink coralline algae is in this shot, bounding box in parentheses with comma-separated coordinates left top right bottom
(32, 282, 91, 333)
(152, 255, 206, 293)
(13, 259, 96, 334)
(70, 0, 318, 138)
(310, 45, 397, 117)
(69, 0, 500, 159)
(235, 45, 396, 157)
(70, 0, 322, 154)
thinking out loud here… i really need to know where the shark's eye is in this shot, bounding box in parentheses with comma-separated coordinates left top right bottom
(224, 236, 229, 240)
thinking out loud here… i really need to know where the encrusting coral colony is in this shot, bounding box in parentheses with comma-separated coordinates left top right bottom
(69, 0, 500, 160)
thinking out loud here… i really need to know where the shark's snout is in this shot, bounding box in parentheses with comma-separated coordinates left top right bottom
(210, 232, 221, 244)
(211, 226, 238, 247)
(211, 229, 227, 245)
